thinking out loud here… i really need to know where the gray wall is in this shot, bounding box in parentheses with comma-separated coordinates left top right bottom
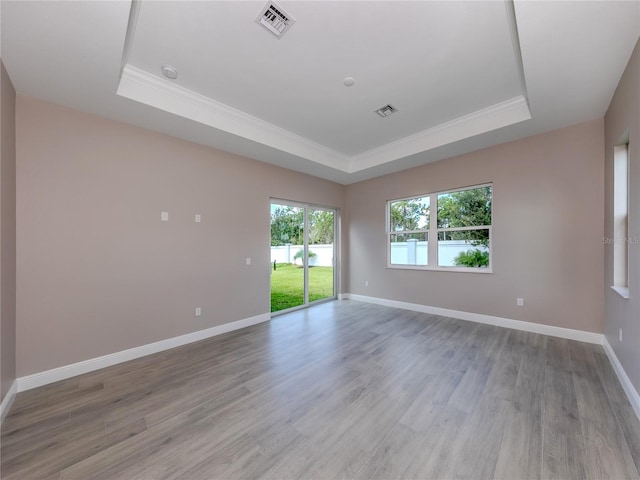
(16, 96, 345, 377)
(346, 119, 605, 334)
(604, 38, 640, 395)
(1, 60, 17, 402)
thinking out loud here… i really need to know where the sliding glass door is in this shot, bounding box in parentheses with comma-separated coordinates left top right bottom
(270, 201, 336, 314)
(308, 207, 334, 304)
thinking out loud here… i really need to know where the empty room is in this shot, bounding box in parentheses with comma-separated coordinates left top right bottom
(1, 1, 640, 479)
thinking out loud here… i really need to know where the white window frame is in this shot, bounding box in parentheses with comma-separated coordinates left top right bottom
(387, 194, 430, 268)
(611, 140, 630, 299)
(387, 183, 493, 273)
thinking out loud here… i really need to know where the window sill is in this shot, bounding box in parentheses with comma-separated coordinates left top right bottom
(387, 264, 493, 274)
(610, 286, 630, 299)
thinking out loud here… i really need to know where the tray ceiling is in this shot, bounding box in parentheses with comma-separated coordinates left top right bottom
(2, 1, 639, 183)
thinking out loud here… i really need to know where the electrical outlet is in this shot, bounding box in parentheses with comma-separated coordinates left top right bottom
(161, 211, 169, 222)
(365, 280, 369, 287)
(195, 214, 201, 223)
(246, 257, 251, 265)
(619, 328, 623, 342)
(195, 307, 202, 317)
(517, 298, 524, 307)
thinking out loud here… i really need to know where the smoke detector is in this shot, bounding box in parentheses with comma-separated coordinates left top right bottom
(375, 104, 398, 118)
(161, 65, 178, 80)
(256, 2, 295, 39)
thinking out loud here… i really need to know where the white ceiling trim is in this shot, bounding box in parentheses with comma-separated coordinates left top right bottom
(348, 96, 531, 172)
(118, 65, 531, 174)
(117, 65, 349, 171)
(4, 1, 637, 184)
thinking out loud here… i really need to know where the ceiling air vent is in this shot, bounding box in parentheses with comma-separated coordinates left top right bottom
(255, 2, 295, 39)
(375, 104, 398, 118)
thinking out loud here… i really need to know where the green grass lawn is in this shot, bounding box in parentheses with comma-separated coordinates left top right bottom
(271, 263, 334, 312)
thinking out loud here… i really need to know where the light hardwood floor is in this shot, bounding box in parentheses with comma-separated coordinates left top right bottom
(2, 300, 640, 479)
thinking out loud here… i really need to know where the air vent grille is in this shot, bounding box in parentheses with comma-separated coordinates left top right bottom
(256, 2, 295, 38)
(375, 104, 398, 118)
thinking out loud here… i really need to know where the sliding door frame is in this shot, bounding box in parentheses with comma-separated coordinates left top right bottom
(270, 198, 339, 316)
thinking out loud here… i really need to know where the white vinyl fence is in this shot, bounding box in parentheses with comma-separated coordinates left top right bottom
(390, 240, 488, 266)
(270, 241, 487, 268)
(271, 244, 334, 267)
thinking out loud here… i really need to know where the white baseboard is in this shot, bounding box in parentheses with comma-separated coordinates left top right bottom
(9, 298, 640, 425)
(17, 313, 271, 392)
(602, 337, 640, 421)
(1, 380, 17, 423)
(343, 294, 603, 345)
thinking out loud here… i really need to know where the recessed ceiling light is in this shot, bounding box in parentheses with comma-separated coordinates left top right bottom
(161, 65, 178, 80)
(343, 77, 356, 87)
(375, 104, 397, 118)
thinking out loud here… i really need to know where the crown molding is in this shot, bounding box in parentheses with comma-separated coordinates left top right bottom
(117, 65, 349, 171)
(118, 65, 531, 176)
(348, 96, 531, 172)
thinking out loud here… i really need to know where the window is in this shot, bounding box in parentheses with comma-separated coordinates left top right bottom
(612, 143, 629, 298)
(388, 196, 430, 266)
(387, 184, 492, 272)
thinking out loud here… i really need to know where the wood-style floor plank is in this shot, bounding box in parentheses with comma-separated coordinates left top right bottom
(541, 365, 589, 480)
(2, 300, 639, 480)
